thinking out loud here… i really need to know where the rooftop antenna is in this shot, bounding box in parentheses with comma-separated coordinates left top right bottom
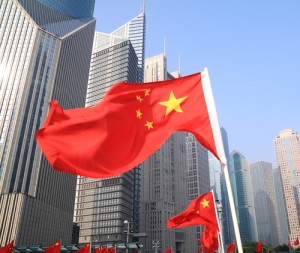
(141, 0, 146, 13)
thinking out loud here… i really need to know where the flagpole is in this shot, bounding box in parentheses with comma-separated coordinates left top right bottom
(201, 68, 243, 253)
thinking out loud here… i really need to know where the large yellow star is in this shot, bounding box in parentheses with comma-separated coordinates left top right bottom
(158, 91, 187, 116)
(200, 199, 210, 208)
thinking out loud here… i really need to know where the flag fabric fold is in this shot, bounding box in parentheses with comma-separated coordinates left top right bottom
(200, 225, 219, 253)
(256, 240, 263, 253)
(227, 242, 236, 253)
(78, 243, 90, 253)
(0, 240, 14, 253)
(167, 191, 219, 229)
(44, 241, 61, 253)
(36, 71, 224, 178)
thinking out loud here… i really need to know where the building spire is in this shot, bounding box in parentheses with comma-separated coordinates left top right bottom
(141, 0, 146, 13)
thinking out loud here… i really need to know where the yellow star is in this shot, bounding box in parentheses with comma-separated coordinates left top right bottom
(136, 109, 142, 119)
(144, 89, 150, 96)
(136, 95, 143, 102)
(200, 198, 210, 208)
(158, 91, 187, 116)
(144, 121, 153, 130)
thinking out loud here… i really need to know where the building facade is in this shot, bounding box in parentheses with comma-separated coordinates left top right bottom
(250, 161, 281, 246)
(230, 151, 258, 243)
(0, 0, 95, 245)
(74, 12, 145, 244)
(273, 129, 300, 243)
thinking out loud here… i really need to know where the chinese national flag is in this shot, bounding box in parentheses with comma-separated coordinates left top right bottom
(200, 225, 219, 253)
(227, 242, 235, 253)
(198, 245, 203, 253)
(108, 247, 115, 253)
(166, 248, 172, 253)
(44, 241, 61, 253)
(0, 240, 14, 253)
(256, 240, 263, 253)
(36, 71, 225, 178)
(167, 191, 219, 229)
(78, 243, 90, 253)
(287, 241, 291, 247)
(294, 238, 299, 247)
(92, 247, 101, 253)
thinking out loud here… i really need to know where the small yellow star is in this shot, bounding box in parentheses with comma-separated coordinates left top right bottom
(158, 91, 187, 116)
(144, 121, 153, 130)
(144, 89, 150, 96)
(200, 198, 210, 208)
(136, 95, 143, 102)
(136, 109, 143, 119)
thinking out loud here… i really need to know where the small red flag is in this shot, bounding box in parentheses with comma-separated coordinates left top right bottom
(36, 71, 225, 178)
(198, 245, 203, 253)
(256, 240, 263, 253)
(294, 238, 299, 247)
(227, 242, 235, 253)
(108, 246, 115, 253)
(44, 241, 61, 253)
(78, 243, 90, 253)
(92, 247, 102, 253)
(287, 240, 291, 247)
(200, 225, 219, 253)
(168, 192, 219, 229)
(165, 247, 172, 253)
(0, 240, 14, 253)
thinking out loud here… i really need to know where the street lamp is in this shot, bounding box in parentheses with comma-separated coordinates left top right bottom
(152, 241, 160, 253)
(124, 220, 133, 253)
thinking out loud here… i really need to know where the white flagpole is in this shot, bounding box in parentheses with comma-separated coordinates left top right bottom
(201, 68, 243, 253)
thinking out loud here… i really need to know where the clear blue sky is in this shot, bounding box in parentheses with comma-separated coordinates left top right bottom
(94, 1, 300, 167)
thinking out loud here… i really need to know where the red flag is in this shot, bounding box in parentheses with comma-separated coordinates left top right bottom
(200, 225, 219, 253)
(227, 242, 235, 253)
(92, 247, 102, 253)
(108, 247, 115, 253)
(0, 241, 14, 253)
(44, 241, 61, 253)
(198, 245, 203, 253)
(168, 192, 219, 229)
(78, 243, 90, 253)
(294, 238, 299, 247)
(287, 241, 291, 247)
(36, 71, 225, 178)
(256, 240, 263, 253)
(165, 247, 172, 253)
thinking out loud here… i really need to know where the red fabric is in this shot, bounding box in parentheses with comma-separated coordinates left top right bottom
(256, 240, 263, 252)
(294, 238, 299, 246)
(165, 247, 172, 253)
(44, 241, 61, 253)
(0, 241, 14, 253)
(36, 73, 220, 178)
(287, 241, 291, 247)
(78, 243, 90, 253)
(108, 247, 115, 253)
(227, 242, 235, 253)
(92, 247, 101, 253)
(168, 192, 219, 229)
(200, 225, 219, 253)
(198, 246, 203, 253)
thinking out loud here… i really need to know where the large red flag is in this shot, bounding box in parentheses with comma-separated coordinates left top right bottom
(167, 192, 219, 229)
(44, 241, 61, 253)
(200, 225, 219, 253)
(0, 241, 14, 253)
(78, 243, 90, 253)
(36, 71, 225, 178)
(294, 238, 299, 247)
(256, 240, 263, 253)
(227, 242, 235, 253)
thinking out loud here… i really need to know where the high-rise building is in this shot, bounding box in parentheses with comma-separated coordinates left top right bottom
(208, 152, 221, 201)
(140, 53, 198, 252)
(274, 129, 300, 243)
(230, 151, 258, 243)
(250, 161, 281, 246)
(0, 0, 95, 245)
(273, 167, 289, 244)
(74, 11, 145, 244)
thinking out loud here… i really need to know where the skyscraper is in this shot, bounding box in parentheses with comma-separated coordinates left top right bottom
(230, 151, 258, 243)
(74, 11, 145, 244)
(274, 129, 300, 243)
(0, 0, 95, 245)
(250, 161, 281, 246)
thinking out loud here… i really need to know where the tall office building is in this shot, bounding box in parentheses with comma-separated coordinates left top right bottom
(208, 152, 221, 201)
(74, 11, 145, 243)
(0, 0, 95, 245)
(220, 127, 234, 245)
(140, 53, 198, 252)
(273, 168, 289, 244)
(274, 129, 300, 243)
(250, 161, 281, 246)
(230, 151, 258, 243)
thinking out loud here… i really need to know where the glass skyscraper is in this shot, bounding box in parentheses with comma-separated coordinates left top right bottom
(0, 0, 95, 245)
(230, 151, 258, 243)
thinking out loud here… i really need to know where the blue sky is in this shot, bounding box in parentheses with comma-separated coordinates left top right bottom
(94, 1, 300, 167)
